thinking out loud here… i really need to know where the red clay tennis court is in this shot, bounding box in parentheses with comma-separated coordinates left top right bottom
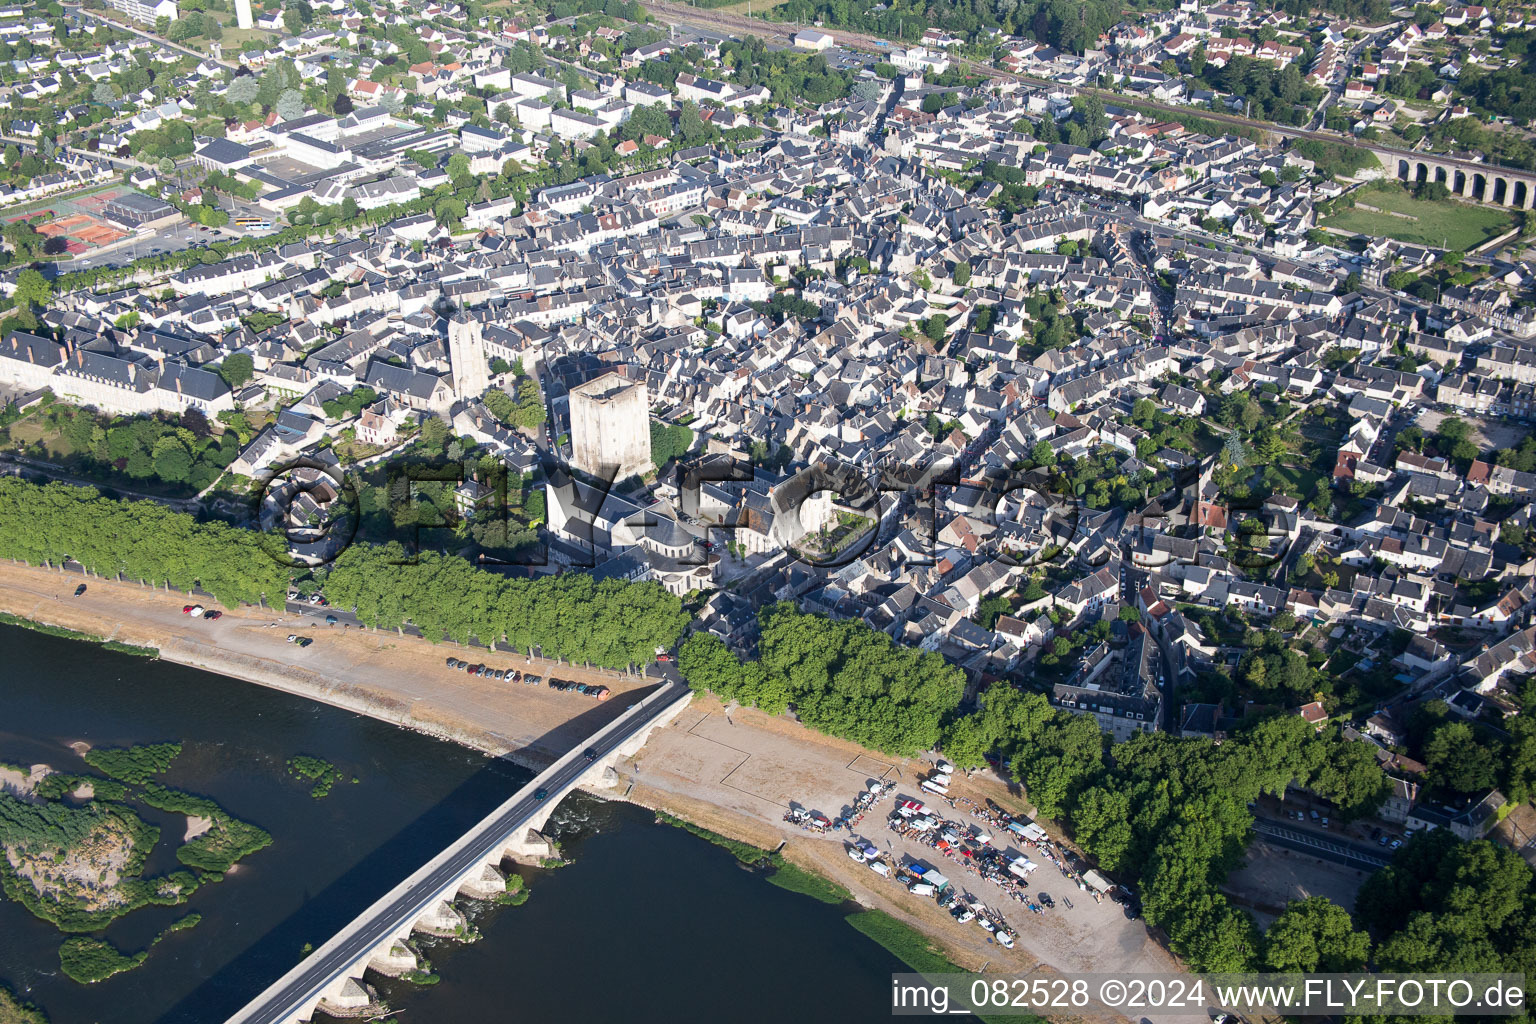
(75, 223, 127, 245)
(74, 188, 120, 211)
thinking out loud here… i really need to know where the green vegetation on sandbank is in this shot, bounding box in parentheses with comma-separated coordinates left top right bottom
(0, 745, 270, 942)
(138, 783, 273, 872)
(82, 743, 181, 785)
(57, 936, 146, 984)
(654, 811, 849, 903)
(655, 810, 777, 866)
(0, 611, 157, 658)
(286, 755, 344, 798)
(845, 909, 965, 973)
(0, 981, 48, 1024)
(0, 792, 173, 932)
(766, 861, 851, 904)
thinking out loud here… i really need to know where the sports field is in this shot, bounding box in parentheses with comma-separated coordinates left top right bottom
(1322, 187, 1517, 250)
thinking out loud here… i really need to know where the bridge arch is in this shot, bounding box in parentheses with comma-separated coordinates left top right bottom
(1434, 165, 1448, 186)
(1494, 176, 1510, 205)
(1397, 158, 1410, 180)
(1517, 181, 1531, 209)
(1415, 162, 1430, 184)
(1454, 169, 1468, 195)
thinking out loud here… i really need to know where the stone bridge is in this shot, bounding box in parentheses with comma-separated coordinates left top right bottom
(1378, 148, 1536, 209)
(224, 681, 695, 1024)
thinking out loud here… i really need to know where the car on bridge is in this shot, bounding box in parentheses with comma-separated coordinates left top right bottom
(533, 787, 549, 801)
(583, 747, 598, 761)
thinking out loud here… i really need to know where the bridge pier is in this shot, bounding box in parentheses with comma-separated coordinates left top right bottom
(225, 684, 697, 1024)
(457, 863, 507, 900)
(313, 979, 381, 1020)
(411, 898, 467, 939)
(367, 939, 419, 977)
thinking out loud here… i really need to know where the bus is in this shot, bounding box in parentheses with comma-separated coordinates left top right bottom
(235, 216, 271, 230)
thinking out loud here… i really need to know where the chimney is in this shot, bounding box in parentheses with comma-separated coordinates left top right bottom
(74, 347, 82, 367)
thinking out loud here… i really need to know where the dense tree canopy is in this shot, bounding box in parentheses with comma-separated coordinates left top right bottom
(933, 698, 1391, 971)
(324, 542, 688, 668)
(0, 478, 286, 607)
(678, 603, 966, 755)
(774, 0, 1119, 53)
(1357, 828, 1536, 977)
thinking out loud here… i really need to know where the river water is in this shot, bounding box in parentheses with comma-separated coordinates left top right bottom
(0, 624, 909, 1023)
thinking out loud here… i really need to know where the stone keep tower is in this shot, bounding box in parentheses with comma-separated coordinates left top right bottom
(234, 0, 253, 29)
(448, 316, 490, 400)
(569, 371, 651, 480)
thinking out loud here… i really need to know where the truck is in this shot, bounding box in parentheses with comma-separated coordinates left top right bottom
(921, 778, 950, 796)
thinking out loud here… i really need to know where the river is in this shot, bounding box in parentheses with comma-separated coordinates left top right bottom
(0, 624, 909, 1023)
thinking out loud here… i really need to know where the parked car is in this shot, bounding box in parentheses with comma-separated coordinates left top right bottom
(287, 634, 300, 644)
(524, 674, 541, 684)
(204, 610, 222, 620)
(1390, 839, 1402, 850)
(324, 615, 337, 624)
(447, 658, 460, 668)
(656, 654, 672, 662)
(74, 583, 86, 596)
(296, 637, 313, 647)
(184, 605, 204, 617)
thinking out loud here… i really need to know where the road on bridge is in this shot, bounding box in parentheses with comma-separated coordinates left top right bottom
(225, 681, 689, 1024)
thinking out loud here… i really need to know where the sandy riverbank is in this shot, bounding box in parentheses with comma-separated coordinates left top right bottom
(0, 560, 1180, 1012)
(0, 560, 651, 773)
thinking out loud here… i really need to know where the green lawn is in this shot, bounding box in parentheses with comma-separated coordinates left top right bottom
(1323, 189, 1517, 250)
(1271, 463, 1325, 494)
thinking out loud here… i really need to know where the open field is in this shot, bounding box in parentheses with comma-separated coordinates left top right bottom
(1323, 189, 1516, 249)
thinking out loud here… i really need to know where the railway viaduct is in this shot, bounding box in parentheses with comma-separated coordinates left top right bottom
(1374, 148, 1536, 209)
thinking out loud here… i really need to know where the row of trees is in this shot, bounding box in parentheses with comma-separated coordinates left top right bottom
(678, 604, 967, 755)
(773, 0, 1120, 54)
(0, 478, 288, 607)
(323, 543, 689, 669)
